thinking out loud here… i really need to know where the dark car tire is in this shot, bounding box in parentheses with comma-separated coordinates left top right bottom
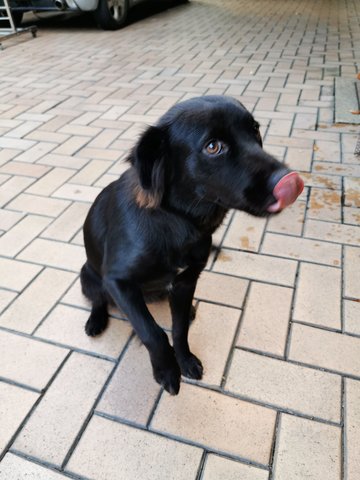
(11, 11, 23, 27)
(93, 0, 129, 30)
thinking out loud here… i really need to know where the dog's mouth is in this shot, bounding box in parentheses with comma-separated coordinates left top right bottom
(266, 172, 304, 213)
(213, 171, 304, 217)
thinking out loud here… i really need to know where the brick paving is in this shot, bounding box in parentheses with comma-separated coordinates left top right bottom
(0, 0, 359, 478)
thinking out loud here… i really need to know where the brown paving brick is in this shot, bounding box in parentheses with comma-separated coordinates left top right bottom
(344, 300, 360, 335)
(0, 454, 69, 480)
(96, 339, 160, 426)
(301, 172, 341, 190)
(36, 305, 132, 359)
(0, 268, 76, 333)
(26, 168, 75, 196)
(226, 349, 341, 422)
(41, 202, 89, 242)
(273, 414, 341, 480)
(261, 232, 341, 266)
(308, 188, 341, 222)
(345, 379, 360, 479)
(67, 416, 202, 480)
(344, 207, 360, 226)
(213, 250, 297, 287)
(0, 383, 39, 456)
(0, 330, 68, 390)
(344, 246, 360, 299)
(305, 219, 360, 247)
(285, 147, 313, 172)
(0, 258, 41, 291)
(267, 201, 306, 236)
(237, 282, 293, 356)
(195, 271, 248, 308)
(14, 352, 112, 466)
(222, 212, 266, 252)
(6, 193, 70, 218)
(187, 302, 239, 386)
(293, 263, 341, 329)
(0, 215, 51, 257)
(289, 323, 360, 376)
(202, 454, 269, 480)
(344, 177, 360, 208)
(18, 238, 85, 272)
(151, 383, 276, 465)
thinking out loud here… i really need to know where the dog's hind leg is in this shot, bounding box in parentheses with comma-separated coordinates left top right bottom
(80, 262, 109, 337)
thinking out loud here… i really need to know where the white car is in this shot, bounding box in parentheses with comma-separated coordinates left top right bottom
(9, 0, 153, 30)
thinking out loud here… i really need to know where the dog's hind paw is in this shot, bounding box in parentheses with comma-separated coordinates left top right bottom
(178, 353, 203, 380)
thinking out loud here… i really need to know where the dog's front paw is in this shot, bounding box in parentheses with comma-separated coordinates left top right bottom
(178, 353, 203, 380)
(153, 360, 181, 395)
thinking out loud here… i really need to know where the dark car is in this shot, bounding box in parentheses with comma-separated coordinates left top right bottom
(9, 0, 149, 30)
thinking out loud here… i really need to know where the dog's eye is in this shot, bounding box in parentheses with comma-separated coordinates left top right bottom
(204, 140, 225, 155)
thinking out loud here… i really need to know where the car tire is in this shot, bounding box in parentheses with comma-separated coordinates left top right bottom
(93, 0, 129, 30)
(11, 11, 23, 27)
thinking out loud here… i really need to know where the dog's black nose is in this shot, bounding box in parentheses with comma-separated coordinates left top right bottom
(267, 169, 304, 213)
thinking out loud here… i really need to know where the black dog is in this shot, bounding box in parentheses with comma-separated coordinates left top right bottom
(81, 96, 303, 395)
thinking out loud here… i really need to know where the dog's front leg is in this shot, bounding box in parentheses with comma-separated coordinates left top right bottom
(104, 277, 181, 395)
(170, 266, 204, 380)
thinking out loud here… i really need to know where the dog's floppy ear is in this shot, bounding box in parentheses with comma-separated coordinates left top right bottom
(132, 125, 167, 209)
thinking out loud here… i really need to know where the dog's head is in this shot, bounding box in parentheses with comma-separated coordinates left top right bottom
(131, 96, 303, 217)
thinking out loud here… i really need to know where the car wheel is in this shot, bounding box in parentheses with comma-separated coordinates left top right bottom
(93, 0, 129, 30)
(11, 11, 24, 27)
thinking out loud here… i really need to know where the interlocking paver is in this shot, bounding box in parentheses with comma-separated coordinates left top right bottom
(0, 268, 76, 333)
(273, 414, 341, 480)
(213, 249, 297, 286)
(195, 271, 248, 308)
(261, 232, 342, 266)
(293, 262, 341, 329)
(202, 454, 269, 480)
(0, 454, 69, 479)
(237, 282, 293, 356)
(289, 323, 360, 377)
(0, 383, 39, 456)
(36, 304, 132, 359)
(185, 302, 239, 386)
(67, 416, 202, 480)
(344, 246, 360, 299)
(96, 339, 160, 426)
(0, 215, 51, 257)
(222, 211, 266, 251)
(18, 238, 85, 272)
(0, 330, 68, 390)
(151, 383, 276, 465)
(0, 258, 41, 291)
(226, 349, 341, 422)
(345, 379, 360, 480)
(0, 0, 358, 478)
(14, 352, 112, 466)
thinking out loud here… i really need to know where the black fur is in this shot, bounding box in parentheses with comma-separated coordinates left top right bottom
(81, 95, 290, 395)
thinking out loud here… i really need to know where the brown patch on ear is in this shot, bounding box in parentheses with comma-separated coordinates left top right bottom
(133, 184, 161, 209)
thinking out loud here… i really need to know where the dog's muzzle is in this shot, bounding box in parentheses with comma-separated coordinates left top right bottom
(267, 171, 304, 213)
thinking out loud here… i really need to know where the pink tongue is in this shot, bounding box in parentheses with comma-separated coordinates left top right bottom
(267, 172, 304, 213)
